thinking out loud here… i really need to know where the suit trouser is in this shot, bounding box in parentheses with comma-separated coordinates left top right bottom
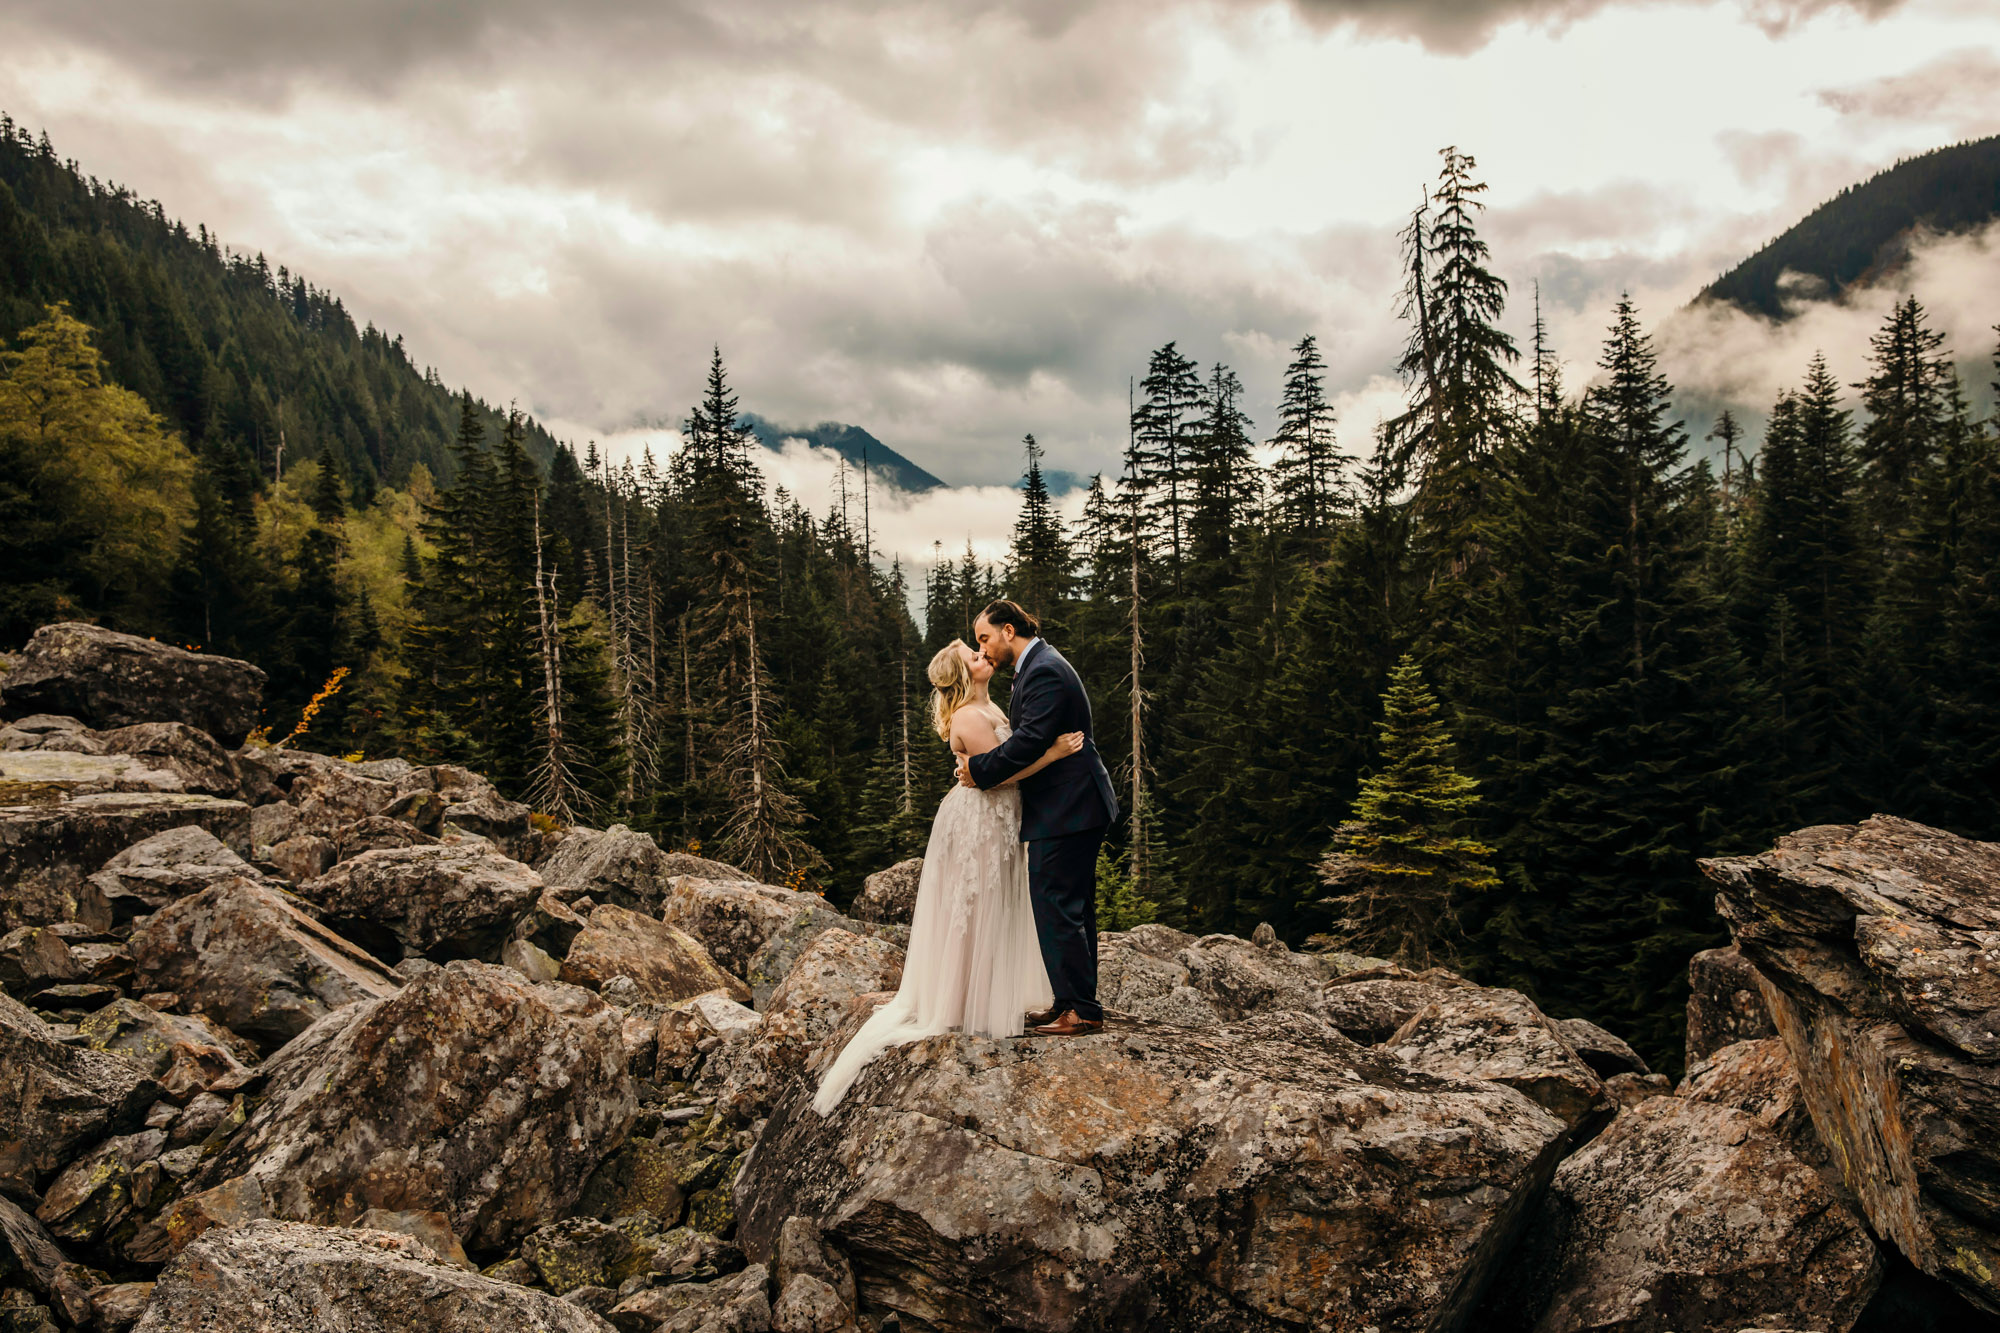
(1027, 825, 1109, 1023)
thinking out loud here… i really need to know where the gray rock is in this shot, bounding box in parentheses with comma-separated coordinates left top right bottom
(1677, 1038, 1828, 1173)
(329, 815, 437, 861)
(1386, 985, 1608, 1129)
(96, 723, 240, 798)
(352, 1207, 474, 1269)
(1703, 816, 2000, 1312)
(536, 826, 685, 914)
(1685, 945, 1778, 1067)
(0, 992, 162, 1197)
(297, 844, 543, 963)
(737, 1010, 1573, 1333)
(33, 1128, 166, 1247)
(1320, 967, 1452, 1043)
(773, 1216, 854, 1315)
(85, 825, 257, 922)
(721, 931, 905, 1122)
(74, 999, 257, 1102)
(849, 859, 920, 925)
(130, 877, 399, 1053)
(181, 963, 635, 1252)
(608, 1263, 769, 1333)
(132, 1219, 615, 1333)
(265, 835, 337, 884)
(1485, 1095, 1880, 1333)
(663, 876, 823, 979)
(743, 903, 871, 1011)
(1096, 931, 1224, 1027)
(86, 1281, 152, 1331)
(1554, 1016, 1650, 1078)
(0, 927, 79, 998)
(560, 904, 750, 1006)
(0, 792, 251, 932)
(1, 1195, 92, 1326)
(0, 624, 266, 746)
(771, 1272, 852, 1333)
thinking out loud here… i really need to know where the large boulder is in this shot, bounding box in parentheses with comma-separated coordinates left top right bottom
(743, 902, 874, 1010)
(0, 624, 266, 745)
(1320, 967, 1452, 1044)
(1677, 1037, 1831, 1176)
(1385, 985, 1608, 1129)
(737, 1010, 1575, 1333)
(1096, 927, 1225, 1027)
(181, 963, 635, 1252)
(74, 1000, 257, 1103)
(1484, 1095, 1881, 1332)
(85, 824, 258, 923)
(720, 930, 904, 1121)
(1704, 816, 2000, 1313)
(133, 1219, 615, 1333)
(96, 723, 241, 797)
(663, 875, 824, 978)
(0, 792, 250, 932)
(1685, 945, 1778, 1067)
(559, 904, 750, 1005)
(296, 845, 543, 963)
(850, 859, 921, 925)
(0, 993, 162, 1197)
(129, 877, 400, 1053)
(538, 824, 678, 914)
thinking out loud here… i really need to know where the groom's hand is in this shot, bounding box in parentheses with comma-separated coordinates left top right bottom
(956, 755, 978, 788)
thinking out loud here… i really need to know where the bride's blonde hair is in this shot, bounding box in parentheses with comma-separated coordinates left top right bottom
(928, 640, 975, 742)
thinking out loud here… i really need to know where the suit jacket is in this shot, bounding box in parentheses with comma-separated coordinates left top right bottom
(967, 640, 1119, 841)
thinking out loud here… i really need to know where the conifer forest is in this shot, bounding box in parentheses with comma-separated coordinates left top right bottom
(5, 121, 1998, 1072)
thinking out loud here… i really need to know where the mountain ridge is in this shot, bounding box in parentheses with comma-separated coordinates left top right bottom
(1699, 135, 2000, 319)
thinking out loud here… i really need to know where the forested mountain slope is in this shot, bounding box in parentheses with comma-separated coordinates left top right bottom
(1701, 135, 2000, 318)
(0, 117, 556, 488)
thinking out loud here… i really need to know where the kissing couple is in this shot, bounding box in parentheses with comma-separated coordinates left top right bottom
(813, 599, 1120, 1114)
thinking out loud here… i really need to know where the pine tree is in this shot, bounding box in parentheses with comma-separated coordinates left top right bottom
(1747, 354, 1869, 824)
(1269, 334, 1348, 545)
(1130, 343, 1204, 585)
(1188, 361, 1258, 573)
(1315, 653, 1495, 968)
(1007, 434, 1071, 622)
(1855, 295, 1950, 557)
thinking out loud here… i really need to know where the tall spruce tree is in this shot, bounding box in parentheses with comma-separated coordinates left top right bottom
(1269, 334, 1346, 545)
(1008, 433, 1071, 622)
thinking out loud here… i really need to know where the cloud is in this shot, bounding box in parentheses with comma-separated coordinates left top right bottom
(1816, 47, 2000, 136)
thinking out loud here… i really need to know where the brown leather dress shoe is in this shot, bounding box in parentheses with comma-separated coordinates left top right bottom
(1032, 1010, 1104, 1037)
(1024, 1005, 1063, 1028)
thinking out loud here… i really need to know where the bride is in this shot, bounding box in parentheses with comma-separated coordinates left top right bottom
(812, 638, 1081, 1114)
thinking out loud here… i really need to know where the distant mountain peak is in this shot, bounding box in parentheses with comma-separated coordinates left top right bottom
(1700, 135, 2000, 320)
(739, 414, 946, 493)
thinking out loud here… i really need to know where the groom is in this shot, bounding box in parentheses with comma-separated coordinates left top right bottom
(958, 599, 1119, 1037)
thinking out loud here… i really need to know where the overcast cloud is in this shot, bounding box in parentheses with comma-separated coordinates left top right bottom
(0, 0, 1994, 573)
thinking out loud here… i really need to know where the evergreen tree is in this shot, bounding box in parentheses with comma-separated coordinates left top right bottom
(1007, 434, 1071, 622)
(1314, 653, 1495, 968)
(1130, 343, 1204, 584)
(1855, 295, 1949, 557)
(1188, 362, 1258, 574)
(1269, 334, 1347, 545)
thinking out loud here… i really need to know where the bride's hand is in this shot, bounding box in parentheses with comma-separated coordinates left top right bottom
(1045, 731, 1084, 760)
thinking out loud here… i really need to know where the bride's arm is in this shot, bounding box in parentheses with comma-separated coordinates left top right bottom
(993, 732, 1084, 787)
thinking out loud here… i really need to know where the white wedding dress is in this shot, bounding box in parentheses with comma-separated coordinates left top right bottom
(813, 711, 1054, 1114)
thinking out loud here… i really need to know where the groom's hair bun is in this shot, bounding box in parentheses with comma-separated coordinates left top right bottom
(978, 599, 1040, 637)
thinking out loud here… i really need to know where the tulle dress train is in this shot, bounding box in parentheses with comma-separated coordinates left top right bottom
(813, 723, 1052, 1114)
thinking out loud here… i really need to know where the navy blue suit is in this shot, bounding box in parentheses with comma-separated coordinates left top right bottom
(967, 639, 1118, 1021)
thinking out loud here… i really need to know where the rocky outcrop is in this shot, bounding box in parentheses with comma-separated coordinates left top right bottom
(743, 901, 875, 1010)
(0, 624, 266, 746)
(85, 825, 258, 923)
(0, 792, 250, 932)
(181, 963, 635, 1252)
(558, 904, 750, 1005)
(133, 1220, 614, 1332)
(717, 930, 904, 1120)
(95, 723, 241, 798)
(1386, 985, 1607, 1129)
(1685, 945, 1778, 1066)
(1703, 816, 2000, 1313)
(1487, 1095, 1881, 1332)
(850, 858, 920, 924)
(538, 824, 682, 914)
(663, 875, 823, 977)
(0, 993, 163, 1198)
(738, 1010, 1575, 1333)
(297, 844, 542, 963)
(129, 877, 400, 1053)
